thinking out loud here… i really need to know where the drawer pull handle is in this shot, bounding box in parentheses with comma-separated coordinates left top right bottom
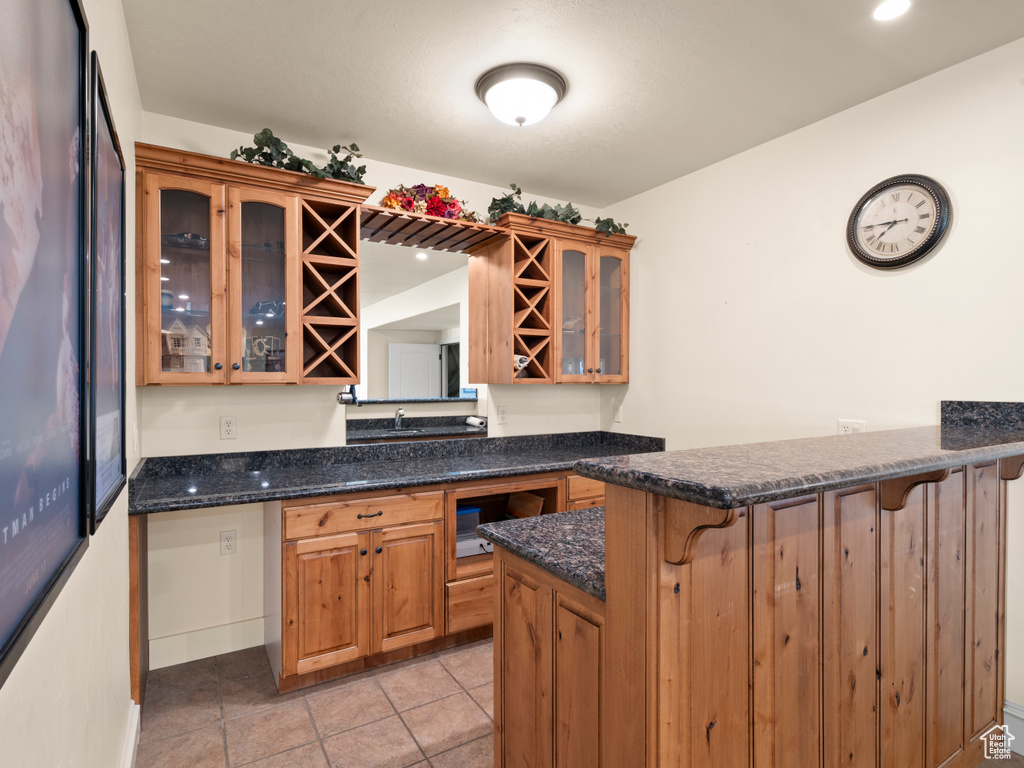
(360, 549, 367, 556)
(357, 510, 384, 519)
(376, 546, 383, 554)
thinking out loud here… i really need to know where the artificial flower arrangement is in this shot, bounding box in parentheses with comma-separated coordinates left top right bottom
(379, 184, 480, 222)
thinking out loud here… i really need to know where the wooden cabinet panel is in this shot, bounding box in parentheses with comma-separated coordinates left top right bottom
(284, 491, 443, 540)
(966, 461, 1001, 740)
(823, 485, 879, 768)
(446, 574, 494, 633)
(927, 468, 967, 766)
(554, 595, 603, 768)
(881, 483, 928, 767)
(284, 532, 370, 676)
(752, 495, 821, 768)
(497, 560, 553, 768)
(373, 521, 444, 654)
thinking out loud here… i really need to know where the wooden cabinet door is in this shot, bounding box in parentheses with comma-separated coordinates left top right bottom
(140, 172, 227, 384)
(226, 187, 301, 383)
(591, 246, 628, 383)
(371, 521, 444, 654)
(283, 532, 370, 677)
(554, 593, 603, 768)
(554, 241, 594, 383)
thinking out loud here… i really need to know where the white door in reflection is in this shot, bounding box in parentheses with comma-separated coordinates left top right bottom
(388, 343, 442, 398)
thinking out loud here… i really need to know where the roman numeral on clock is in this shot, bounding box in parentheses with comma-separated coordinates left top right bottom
(914, 226, 926, 234)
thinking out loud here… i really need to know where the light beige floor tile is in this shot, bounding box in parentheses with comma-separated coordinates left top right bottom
(428, 735, 493, 768)
(224, 699, 317, 766)
(135, 723, 225, 768)
(306, 677, 395, 738)
(146, 657, 218, 702)
(243, 741, 330, 768)
(216, 646, 273, 681)
(374, 657, 461, 712)
(322, 716, 424, 768)
(467, 683, 493, 720)
(401, 693, 492, 757)
(220, 668, 301, 720)
(436, 641, 493, 690)
(139, 680, 222, 744)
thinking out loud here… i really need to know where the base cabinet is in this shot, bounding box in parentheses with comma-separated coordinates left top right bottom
(599, 462, 1008, 768)
(282, 519, 443, 678)
(494, 549, 605, 768)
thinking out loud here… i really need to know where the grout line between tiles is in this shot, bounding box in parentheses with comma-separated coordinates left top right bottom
(371, 672, 429, 766)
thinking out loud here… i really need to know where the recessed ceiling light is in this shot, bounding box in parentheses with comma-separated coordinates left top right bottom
(160, 276, 169, 281)
(160, 258, 170, 264)
(476, 63, 567, 126)
(416, 252, 428, 261)
(872, 0, 911, 21)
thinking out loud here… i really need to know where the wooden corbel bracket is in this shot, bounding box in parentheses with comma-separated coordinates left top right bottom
(999, 454, 1024, 481)
(661, 497, 740, 565)
(879, 468, 951, 511)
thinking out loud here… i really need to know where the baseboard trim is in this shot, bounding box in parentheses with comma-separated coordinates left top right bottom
(150, 617, 265, 668)
(1005, 700, 1024, 755)
(119, 702, 141, 768)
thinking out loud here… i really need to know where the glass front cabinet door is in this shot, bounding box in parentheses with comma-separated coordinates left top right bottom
(227, 188, 300, 383)
(555, 240, 628, 383)
(139, 172, 300, 384)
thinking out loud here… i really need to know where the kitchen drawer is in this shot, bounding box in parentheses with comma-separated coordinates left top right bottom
(446, 574, 494, 633)
(284, 492, 443, 540)
(567, 475, 604, 503)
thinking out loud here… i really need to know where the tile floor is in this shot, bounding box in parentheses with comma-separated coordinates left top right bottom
(135, 638, 1022, 768)
(136, 639, 494, 768)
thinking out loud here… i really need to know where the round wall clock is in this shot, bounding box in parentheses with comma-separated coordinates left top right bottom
(846, 174, 952, 269)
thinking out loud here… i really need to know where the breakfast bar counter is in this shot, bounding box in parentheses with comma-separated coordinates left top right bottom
(484, 403, 1023, 768)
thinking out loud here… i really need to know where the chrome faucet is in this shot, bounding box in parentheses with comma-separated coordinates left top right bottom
(395, 407, 405, 429)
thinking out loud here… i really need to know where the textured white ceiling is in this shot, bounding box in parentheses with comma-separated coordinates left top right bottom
(123, 0, 1024, 207)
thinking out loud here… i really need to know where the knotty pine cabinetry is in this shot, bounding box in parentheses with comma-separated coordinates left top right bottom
(266, 471, 604, 691)
(468, 213, 633, 384)
(595, 461, 1008, 768)
(135, 143, 372, 385)
(494, 548, 606, 768)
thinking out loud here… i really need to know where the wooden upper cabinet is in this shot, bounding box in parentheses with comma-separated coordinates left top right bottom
(469, 213, 634, 385)
(135, 143, 373, 385)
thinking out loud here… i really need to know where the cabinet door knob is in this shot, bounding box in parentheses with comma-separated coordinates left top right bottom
(596, 368, 602, 374)
(357, 510, 384, 519)
(232, 363, 240, 370)
(360, 548, 367, 556)
(375, 546, 383, 554)
(214, 362, 223, 370)
(588, 368, 594, 373)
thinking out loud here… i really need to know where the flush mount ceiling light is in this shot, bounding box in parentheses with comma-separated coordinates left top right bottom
(475, 63, 567, 126)
(872, 0, 911, 21)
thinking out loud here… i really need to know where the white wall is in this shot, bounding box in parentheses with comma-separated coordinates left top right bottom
(0, 0, 142, 764)
(603, 37, 1024, 704)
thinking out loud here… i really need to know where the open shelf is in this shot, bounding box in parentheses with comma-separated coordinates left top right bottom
(360, 205, 505, 253)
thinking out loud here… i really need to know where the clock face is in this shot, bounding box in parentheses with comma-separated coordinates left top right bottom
(847, 175, 951, 269)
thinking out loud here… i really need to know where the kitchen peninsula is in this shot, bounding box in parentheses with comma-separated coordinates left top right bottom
(127, 430, 663, 702)
(482, 403, 1021, 768)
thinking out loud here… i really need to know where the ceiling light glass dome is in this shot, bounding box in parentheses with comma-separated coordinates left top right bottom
(476, 63, 568, 127)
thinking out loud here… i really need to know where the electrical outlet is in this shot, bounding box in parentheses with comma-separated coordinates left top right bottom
(838, 419, 866, 435)
(220, 530, 237, 556)
(614, 405, 624, 423)
(220, 416, 237, 440)
(497, 406, 508, 425)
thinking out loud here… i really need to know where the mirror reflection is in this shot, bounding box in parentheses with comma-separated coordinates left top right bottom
(357, 241, 470, 401)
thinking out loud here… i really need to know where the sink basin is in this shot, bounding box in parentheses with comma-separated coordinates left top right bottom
(388, 428, 423, 435)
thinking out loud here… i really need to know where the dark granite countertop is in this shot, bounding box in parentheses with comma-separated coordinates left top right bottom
(477, 507, 606, 601)
(129, 431, 665, 515)
(346, 416, 486, 443)
(575, 423, 1024, 510)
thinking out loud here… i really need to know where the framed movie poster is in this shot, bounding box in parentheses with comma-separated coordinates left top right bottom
(89, 51, 126, 533)
(0, 0, 89, 687)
